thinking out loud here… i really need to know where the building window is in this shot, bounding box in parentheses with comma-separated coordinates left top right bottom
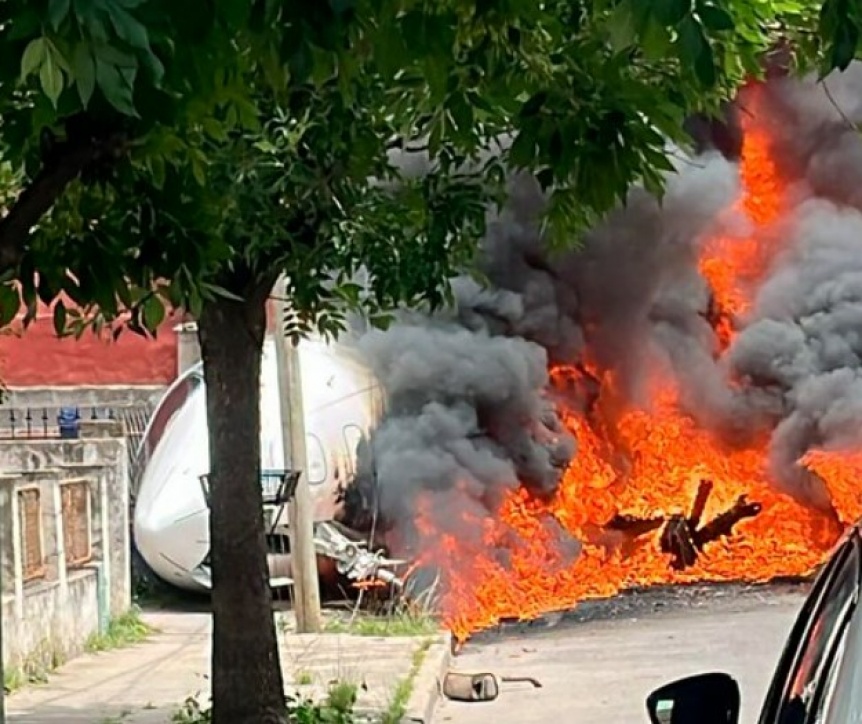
(61, 481, 92, 568)
(18, 487, 44, 582)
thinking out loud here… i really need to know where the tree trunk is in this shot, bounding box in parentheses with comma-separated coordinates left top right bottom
(198, 284, 286, 724)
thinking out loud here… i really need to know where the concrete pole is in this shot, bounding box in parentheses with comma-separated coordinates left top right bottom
(0, 530, 6, 724)
(273, 277, 321, 632)
(174, 321, 202, 375)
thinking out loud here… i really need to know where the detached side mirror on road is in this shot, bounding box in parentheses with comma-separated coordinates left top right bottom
(646, 672, 741, 724)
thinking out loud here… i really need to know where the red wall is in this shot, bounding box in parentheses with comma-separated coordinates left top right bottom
(0, 297, 282, 388)
(0, 302, 179, 387)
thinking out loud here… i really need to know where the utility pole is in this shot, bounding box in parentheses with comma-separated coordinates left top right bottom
(273, 277, 321, 632)
(0, 526, 6, 724)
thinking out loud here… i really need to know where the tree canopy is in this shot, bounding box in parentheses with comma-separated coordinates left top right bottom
(0, 1, 858, 723)
(0, 0, 853, 334)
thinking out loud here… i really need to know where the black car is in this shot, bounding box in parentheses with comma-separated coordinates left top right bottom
(646, 523, 862, 724)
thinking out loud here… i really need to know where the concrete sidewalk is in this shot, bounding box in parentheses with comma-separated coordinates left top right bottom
(6, 610, 448, 723)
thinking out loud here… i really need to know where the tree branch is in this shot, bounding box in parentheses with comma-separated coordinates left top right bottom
(0, 130, 129, 274)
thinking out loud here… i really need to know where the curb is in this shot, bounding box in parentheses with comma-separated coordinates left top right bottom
(402, 632, 452, 723)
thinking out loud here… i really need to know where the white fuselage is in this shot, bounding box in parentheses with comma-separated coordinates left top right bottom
(133, 334, 382, 592)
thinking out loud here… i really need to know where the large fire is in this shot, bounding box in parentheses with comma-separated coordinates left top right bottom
(406, 85, 856, 643)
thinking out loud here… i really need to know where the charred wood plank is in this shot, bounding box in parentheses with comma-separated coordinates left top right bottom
(660, 515, 699, 570)
(693, 495, 762, 549)
(688, 479, 713, 530)
(604, 513, 666, 537)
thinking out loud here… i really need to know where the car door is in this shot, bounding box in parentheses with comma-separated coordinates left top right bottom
(758, 532, 861, 724)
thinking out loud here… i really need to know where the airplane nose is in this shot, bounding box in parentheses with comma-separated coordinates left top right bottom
(134, 469, 210, 583)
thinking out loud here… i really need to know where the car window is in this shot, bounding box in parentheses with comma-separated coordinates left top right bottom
(818, 580, 862, 724)
(770, 537, 860, 724)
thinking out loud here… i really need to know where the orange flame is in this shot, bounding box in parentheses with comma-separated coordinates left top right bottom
(699, 85, 785, 349)
(801, 450, 862, 526)
(405, 85, 849, 643)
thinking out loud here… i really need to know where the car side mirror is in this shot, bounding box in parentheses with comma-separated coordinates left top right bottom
(646, 672, 741, 724)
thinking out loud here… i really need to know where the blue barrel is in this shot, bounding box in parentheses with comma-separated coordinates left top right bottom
(57, 406, 81, 439)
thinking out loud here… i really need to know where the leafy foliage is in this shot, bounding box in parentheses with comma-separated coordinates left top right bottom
(0, 0, 855, 339)
(0, 2, 859, 722)
(172, 683, 359, 724)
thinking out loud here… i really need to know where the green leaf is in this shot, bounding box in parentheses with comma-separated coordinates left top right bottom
(0, 284, 18, 328)
(200, 282, 244, 301)
(641, 17, 672, 60)
(650, 0, 693, 26)
(39, 54, 65, 107)
(508, 128, 536, 168)
(149, 154, 166, 188)
(218, 0, 252, 27)
(48, 0, 72, 29)
(448, 93, 474, 135)
(190, 153, 207, 185)
(697, 4, 735, 31)
(678, 15, 715, 86)
(829, 18, 860, 71)
(95, 56, 138, 115)
(8, 8, 41, 40)
(519, 91, 548, 119)
(142, 295, 165, 332)
(21, 38, 47, 80)
(72, 43, 96, 106)
(106, 3, 150, 49)
(142, 50, 165, 86)
(607, 2, 637, 50)
(53, 300, 67, 336)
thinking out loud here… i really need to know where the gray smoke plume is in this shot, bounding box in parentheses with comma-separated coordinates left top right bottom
(345, 64, 862, 555)
(714, 67, 862, 510)
(345, 156, 740, 552)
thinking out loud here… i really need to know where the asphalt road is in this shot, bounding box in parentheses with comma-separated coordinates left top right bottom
(435, 583, 808, 724)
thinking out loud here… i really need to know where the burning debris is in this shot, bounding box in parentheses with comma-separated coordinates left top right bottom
(660, 481, 761, 571)
(342, 65, 862, 641)
(588, 480, 762, 571)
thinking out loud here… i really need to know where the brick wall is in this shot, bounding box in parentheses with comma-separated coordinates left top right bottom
(0, 300, 180, 387)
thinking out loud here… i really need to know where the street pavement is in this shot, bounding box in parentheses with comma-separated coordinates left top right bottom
(435, 584, 807, 724)
(3, 584, 808, 723)
(5, 609, 442, 722)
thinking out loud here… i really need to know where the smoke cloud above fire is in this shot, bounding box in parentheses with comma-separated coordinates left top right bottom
(346, 64, 862, 570)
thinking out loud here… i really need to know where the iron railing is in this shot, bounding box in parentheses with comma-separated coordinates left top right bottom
(117, 404, 154, 498)
(0, 404, 153, 442)
(0, 406, 114, 440)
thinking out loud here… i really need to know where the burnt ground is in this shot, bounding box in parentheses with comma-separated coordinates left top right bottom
(440, 581, 810, 724)
(463, 578, 812, 645)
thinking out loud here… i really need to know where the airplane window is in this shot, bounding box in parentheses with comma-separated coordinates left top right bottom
(305, 433, 327, 485)
(342, 425, 365, 476)
(141, 375, 202, 462)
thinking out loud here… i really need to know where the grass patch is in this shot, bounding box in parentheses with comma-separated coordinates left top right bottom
(294, 668, 314, 685)
(323, 610, 439, 637)
(172, 682, 360, 723)
(4, 610, 152, 695)
(3, 639, 67, 693)
(85, 607, 153, 653)
(381, 639, 433, 724)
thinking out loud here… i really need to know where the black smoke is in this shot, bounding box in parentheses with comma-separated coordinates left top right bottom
(342, 64, 862, 553)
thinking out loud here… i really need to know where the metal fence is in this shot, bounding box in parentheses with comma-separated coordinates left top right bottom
(116, 405, 154, 496)
(0, 402, 155, 504)
(0, 406, 118, 440)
